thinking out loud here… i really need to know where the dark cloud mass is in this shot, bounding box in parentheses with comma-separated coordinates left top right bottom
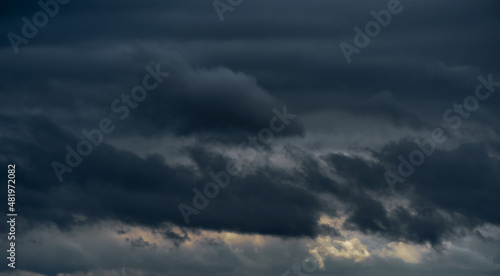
(1, 0, 500, 275)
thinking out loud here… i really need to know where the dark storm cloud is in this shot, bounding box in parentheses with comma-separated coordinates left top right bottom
(1, 0, 500, 275)
(388, 142, 500, 225)
(0, 114, 319, 238)
(309, 140, 500, 246)
(5, 0, 500, 232)
(130, 64, 304, 141)
(0, 49, 305, 142)
(2, 0, 498, 132)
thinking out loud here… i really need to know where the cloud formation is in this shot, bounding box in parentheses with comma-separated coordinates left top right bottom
(1, 0, 500, 275)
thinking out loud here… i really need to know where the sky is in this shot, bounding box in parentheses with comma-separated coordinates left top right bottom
(1, 0, 500, 275)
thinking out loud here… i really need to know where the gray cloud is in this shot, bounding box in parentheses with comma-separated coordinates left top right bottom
(1, 0, 500, 275)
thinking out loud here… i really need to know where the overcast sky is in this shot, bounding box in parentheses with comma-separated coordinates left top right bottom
(1, 0, 500, 275)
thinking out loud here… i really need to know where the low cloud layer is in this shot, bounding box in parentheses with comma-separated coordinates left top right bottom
(1, 0, 500, 275)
